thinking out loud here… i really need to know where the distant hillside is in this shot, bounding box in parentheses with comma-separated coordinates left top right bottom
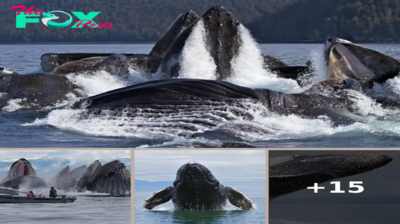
(0, 0, 298, 43)
(1, 0, 398, 43)
(249, 0, 400, 42)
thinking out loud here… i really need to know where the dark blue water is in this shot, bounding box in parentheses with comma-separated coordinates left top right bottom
(134, 193, 266, 224)
(2, 44, 400, 147)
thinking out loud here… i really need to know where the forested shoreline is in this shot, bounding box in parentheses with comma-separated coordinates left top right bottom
(0, 0, 399, 43)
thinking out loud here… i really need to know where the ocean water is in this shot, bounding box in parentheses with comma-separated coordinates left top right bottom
(1, 42, 400, 147)
(134, 193, 266, 224)
(1, 192, 130, 224)
(269, 150, 400, 224)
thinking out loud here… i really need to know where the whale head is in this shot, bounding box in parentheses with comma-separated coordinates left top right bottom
(324, 37, 400, 88)
(149, 10, 200, 59)
(159, 6, 243, 80)
(8, 158, 37, 178)
(173, 162, 219, 188)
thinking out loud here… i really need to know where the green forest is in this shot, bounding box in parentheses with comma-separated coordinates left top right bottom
(0, 0, 399, 43)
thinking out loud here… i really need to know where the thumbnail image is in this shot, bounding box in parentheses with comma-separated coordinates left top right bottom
(0, 149, 131, 224)
(269, 150, 398, 224)
(134, 150, 266, 224)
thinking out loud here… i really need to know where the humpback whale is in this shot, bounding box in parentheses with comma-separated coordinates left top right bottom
(158, 6, 313, 82)
(41, 53, 161, 76)
(144, 162, 254, 211)
(269, 154, 393, 200)
(76, 160, 130, 196)
(149, 10, 199, 59)
(262, 55, 313, 80)
(41, 53, 117, 72)
(0, 158, 46, 189)
(39, 12, 200, 75)
(126, 56, 162, 77)
(69, 78, 356, 126)
(322, 37, 400, 107)
(76, 160, 102, 192)
(263, 55, 287, 68)
(48, 165, 87, 190)
(39, 6, 308, 82)
(0, 73, 81, 111)
(159, 6, 243, 80)
(50, 54, 130, 78)
(270, 65, 312, 82)
(324, 37, 400, 87)
(304, 77, 362, 97)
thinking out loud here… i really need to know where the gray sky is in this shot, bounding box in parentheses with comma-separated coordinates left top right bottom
(135, 150, 266, 182)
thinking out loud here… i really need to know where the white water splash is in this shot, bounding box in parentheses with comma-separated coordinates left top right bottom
(147, 201, 246, 211)
(300, 46, 330, 88)
(228, 25, 302, 94)
(1, 69, 140, 113)
(3, 99, 25, 112)
(345, 90, 388, 117)
(179, 19, 217, 79)
(126, 67, 151, 84)
(28, 109, 173, 138)
(28, 98, 370, 146)
(66, 70, 126, 97)
(366, 76, 400, 105)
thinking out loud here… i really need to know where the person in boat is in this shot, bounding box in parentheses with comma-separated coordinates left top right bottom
(50, 186, 57, 198)
(27, 191, 35, 198)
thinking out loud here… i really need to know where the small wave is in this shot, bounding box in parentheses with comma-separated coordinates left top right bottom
(179, 19, 218, 80)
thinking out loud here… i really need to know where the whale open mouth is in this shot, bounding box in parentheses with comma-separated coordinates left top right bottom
(174, 163, 219, 187)
(324, 37, 400, 88)
(325, 38, 375, 85)
(9, 158, 36, 177)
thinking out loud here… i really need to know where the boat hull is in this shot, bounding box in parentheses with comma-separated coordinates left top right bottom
(0, 195, 76, 203)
